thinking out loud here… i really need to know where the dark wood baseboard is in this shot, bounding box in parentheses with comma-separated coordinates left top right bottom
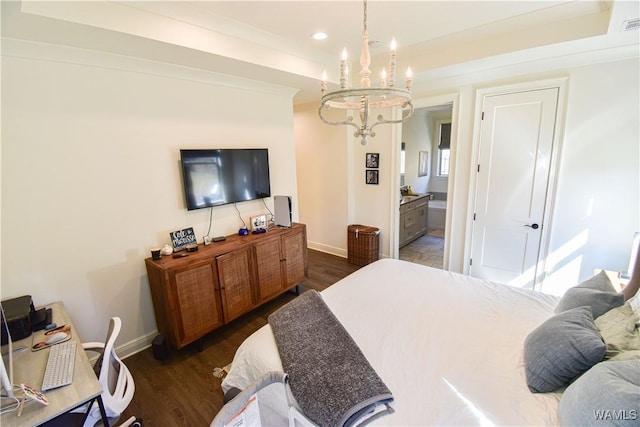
(120, 249, 360, 426)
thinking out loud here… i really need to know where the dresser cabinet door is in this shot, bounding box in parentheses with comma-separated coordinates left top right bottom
(168, 261, 224, 347)
(282, 227, 307, 288)
(217, 246, 256, 323)
(253, 236, 286, 303)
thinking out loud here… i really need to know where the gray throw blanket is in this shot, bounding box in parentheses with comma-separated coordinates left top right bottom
(268, 290, 394, 427)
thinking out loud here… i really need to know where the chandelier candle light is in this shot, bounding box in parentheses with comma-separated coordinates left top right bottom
(319, 0, 414, 145)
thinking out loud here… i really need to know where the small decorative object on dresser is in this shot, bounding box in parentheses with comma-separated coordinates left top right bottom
(169, 227, 197, 251)
(250, 214, 267, 231)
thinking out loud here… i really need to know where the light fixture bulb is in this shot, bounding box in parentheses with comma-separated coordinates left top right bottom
(312, 32, 328, 41)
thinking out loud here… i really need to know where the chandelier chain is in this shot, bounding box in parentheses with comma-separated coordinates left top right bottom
(363, 0, 367, 34)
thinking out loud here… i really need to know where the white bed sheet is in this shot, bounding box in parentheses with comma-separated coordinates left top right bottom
(222, 259, 561, 426)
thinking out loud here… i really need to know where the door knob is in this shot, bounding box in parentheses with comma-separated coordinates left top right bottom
(525, 223, 540, 230)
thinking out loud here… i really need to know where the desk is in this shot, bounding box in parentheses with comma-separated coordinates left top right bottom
(1, 302, 108, 426)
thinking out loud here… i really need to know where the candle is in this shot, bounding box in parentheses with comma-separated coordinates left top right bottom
(381, 68, 387, 88)
(340, 48, 348, 89)
(321, 70, 328, 95)
(405, 67, 413, 91)
(388, 38, 397, 87)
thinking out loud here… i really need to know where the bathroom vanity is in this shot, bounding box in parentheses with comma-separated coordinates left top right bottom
(399, 194, 429, 248)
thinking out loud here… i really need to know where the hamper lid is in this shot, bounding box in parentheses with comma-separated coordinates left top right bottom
(348, 224, 380, 235)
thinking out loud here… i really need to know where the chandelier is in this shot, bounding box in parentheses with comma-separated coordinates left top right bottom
(318, 0, 414, 145)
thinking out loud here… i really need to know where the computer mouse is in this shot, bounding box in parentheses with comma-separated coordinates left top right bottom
(45, 332, 68, 345)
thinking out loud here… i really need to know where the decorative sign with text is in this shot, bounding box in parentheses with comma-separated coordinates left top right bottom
(170, 227, 197, 251)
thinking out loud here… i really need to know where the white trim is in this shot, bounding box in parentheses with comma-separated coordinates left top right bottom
(84, 330, 158, 364)
(389, 108, 404, 260)
(307, 241, 347, 259)
(1, 38, 299, 99)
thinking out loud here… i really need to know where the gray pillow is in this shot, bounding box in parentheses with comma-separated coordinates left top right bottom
(524, 306, 606, 393)
(558, 360, 640, 426)
(555, 270, 624, 318)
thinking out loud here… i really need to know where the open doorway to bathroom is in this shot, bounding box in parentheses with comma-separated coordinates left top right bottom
(399, 104, 452, 269)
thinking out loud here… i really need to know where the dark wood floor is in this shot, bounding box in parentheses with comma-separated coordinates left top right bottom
(119, 249, 360, 427)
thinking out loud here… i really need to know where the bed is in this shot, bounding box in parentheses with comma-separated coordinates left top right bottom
(217, 259, 639, 426)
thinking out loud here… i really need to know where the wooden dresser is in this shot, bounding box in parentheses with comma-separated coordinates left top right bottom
(145, 223, 307, 349)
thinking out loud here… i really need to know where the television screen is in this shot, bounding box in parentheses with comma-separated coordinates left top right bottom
(180, 149, 271, 210)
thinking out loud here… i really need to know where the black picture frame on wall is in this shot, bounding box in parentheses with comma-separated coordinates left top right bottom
(366, 153, 379, 168)
(366, 169, 379, 185)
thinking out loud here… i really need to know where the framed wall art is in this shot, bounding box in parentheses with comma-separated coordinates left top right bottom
(366, 169, 379, 185)
(366, 153, 379, 168)
(418, 151, 429, 177)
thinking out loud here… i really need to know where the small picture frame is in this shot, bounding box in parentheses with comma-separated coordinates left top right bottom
(418, 151, 429, 177)
(366, 153, 379, 168)
(251, 214, 267, 231)
(366, 169, 379, 185)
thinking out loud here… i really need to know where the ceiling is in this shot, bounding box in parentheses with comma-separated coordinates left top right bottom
(2, 1, 639, 104)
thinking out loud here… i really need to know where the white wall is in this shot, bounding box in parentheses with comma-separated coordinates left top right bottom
(294, 104, 349, 256)
(402, 108, 452, 196)
(401, 108, 431, 195)
(295, 56, 639, 289)
(1, 40, 299, 352)
(541, 59, 640, 294)
(295, 104, 399, 259)
(348, 122, 398, 258)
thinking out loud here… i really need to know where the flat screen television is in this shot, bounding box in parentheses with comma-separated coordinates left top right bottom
(180, 149, 271, 211)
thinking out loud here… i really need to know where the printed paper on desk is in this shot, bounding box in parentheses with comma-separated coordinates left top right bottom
(224, 394, 261, 427)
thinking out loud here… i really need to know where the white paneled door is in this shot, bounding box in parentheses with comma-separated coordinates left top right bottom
(470, 87, 559, 288)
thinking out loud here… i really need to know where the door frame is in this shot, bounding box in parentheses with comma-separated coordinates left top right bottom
(464, 77, 569, 289)
(391, 92, 460, 271)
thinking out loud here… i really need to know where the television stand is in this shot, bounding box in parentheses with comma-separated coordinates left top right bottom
(145, 223, 308, 349)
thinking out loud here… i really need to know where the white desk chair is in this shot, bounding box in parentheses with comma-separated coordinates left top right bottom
(73, 317, 136, 427)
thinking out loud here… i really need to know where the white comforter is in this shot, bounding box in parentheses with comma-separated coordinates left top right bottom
(222, 259, 561, 426)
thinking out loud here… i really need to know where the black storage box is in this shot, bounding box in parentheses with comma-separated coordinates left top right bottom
(1, 295, 35, 342)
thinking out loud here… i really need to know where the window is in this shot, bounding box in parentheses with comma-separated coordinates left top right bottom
(437, 122, 451, 176)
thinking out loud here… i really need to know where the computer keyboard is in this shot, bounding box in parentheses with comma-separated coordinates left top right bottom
(42, 341, 76, 391)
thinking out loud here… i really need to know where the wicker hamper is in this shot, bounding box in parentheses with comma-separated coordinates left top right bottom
(347, 224, 380, 266)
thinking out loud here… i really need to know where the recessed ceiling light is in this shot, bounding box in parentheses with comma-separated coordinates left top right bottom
(311, 32, 328, 41)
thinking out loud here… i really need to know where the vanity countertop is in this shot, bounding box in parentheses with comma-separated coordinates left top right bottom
(400, 193, 430, 205)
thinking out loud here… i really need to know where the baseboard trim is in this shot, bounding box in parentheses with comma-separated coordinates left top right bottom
(118, 330, 157, 360)
(307, 241, 347, 258)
